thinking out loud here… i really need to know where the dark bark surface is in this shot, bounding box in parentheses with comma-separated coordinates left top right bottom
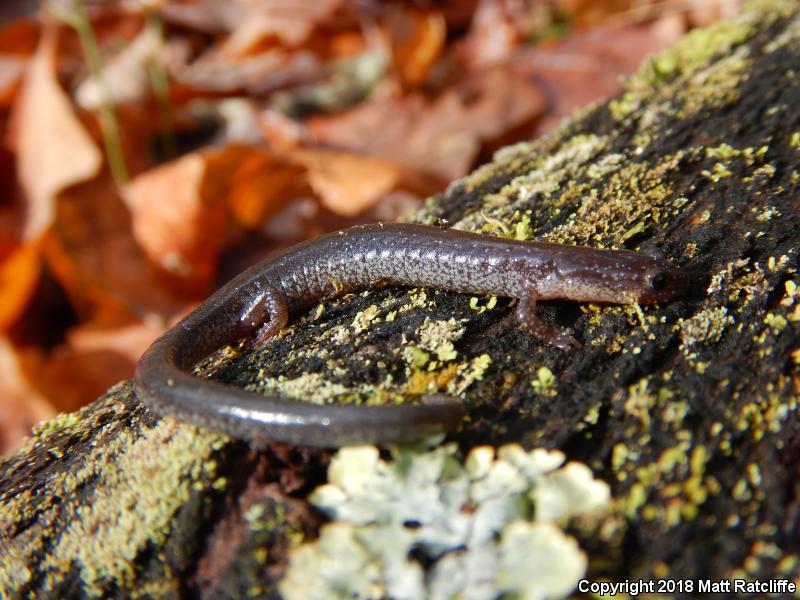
(2, 1, 799, 597)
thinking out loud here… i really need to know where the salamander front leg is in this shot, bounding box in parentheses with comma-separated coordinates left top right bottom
(515, 285, 580, 349)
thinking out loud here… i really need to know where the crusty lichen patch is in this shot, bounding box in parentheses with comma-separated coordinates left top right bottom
(280, 444, 609, 600)
(0, 388, 227, 597)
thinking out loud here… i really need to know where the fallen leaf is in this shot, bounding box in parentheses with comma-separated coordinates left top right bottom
(687, 0, 740, 27)
(515, 20, 685, 134)
(227, 151, 306, 228)
(307, 64, 545, 181)
(123, 145, 296, 283)
(289, 149, 402, 216)
(67, 314, 167, 362)
(43, 177, 189, 322)
(221, 0, 343, 55)
(171, 47, 324, 96)
(14, 317, 159, 414)
(0, 242, 40, 331)
(0, 54, 26, 106)
(122, 148, 236, 286)
(0, 337, 56, 456)
(160, 0, 343, 53)
(387, 5, 446, 87)
(12, 26, 102, 240)
(460, 0, 518, 69)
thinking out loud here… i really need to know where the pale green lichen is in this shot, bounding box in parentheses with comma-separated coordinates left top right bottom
(281, 444, 609, 600)
(0, 400, 226, 597)
(455, 134, 606, 232)
(701, 162, 733, 182)
(250, 372, 398, 407)
(762, 9, 800, 52)
(469, 295, 498, 314)
(402, 345, 431, 368)
(352, 304, 381, 334)
(446, 353, 492, 396)
(678, 306, 735, 350)
(417, 317, 465, 362)
(530, 366, 557, 397)
(513, 214, 533, 240)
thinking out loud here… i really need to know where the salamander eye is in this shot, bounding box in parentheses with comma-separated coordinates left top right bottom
(646, 269, 668, 291)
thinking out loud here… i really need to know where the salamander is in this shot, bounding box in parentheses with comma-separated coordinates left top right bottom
(133, 223, 684, 447)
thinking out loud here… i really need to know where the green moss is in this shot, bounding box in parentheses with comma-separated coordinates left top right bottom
(611, 15, 757, 121)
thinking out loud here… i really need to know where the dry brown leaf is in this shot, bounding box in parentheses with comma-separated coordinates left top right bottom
(124, 145, 295, 284)
(43, 177, 189, 322)
(14, 324, 147, 414)
(461, 0, 518, 69)
(289, 149, 402, 216)
(0, 337, 56, 456)
(13, 26, 102, 240)
(171, 47, 324, 96)
(306, 92, 476, 182)
(227, 151, 306, 228)
(456, 66, 547, 141)
(12, 311, 167, 420)
(221, 0, 343, 55)
(122, 148, 237, 286)
(0, 54, 26, 106)
(307, 64, 545, 181)
(0, 242, 40, 331)
(687, 0, 740, 27)
(515, 21, 685, 134)
(161, 0, 342, 53)
(387, 5, 446, 87)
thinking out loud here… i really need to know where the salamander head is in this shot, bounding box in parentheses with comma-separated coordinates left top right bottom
(546, 247, 686, 304)
(634, 263, 687, 304)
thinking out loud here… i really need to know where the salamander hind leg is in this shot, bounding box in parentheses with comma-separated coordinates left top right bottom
(236, 285, 290, 343)
(515, 285, 580, 349)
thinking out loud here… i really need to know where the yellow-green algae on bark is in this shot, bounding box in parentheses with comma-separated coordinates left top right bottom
(1, 385, 229, 597)
(2, 0, 800, 596)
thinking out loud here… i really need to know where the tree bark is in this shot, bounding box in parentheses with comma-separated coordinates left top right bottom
(2, 1, 800, 597)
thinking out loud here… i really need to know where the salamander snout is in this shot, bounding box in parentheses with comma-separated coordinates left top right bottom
(637, 264, 686, 303)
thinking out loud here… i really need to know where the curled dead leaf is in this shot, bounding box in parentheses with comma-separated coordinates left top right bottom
(123, 145, 300, 283)
(12, 26, 102, 240)
(0, 242, 40, 332)
(43, 178, 189, 322)
(387, 5, 446, 87)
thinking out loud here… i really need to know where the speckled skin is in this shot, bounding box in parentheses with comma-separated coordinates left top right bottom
(133, 223, 684, 447)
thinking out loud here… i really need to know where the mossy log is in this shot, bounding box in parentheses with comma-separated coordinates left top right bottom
(2, 1, 800, 597)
